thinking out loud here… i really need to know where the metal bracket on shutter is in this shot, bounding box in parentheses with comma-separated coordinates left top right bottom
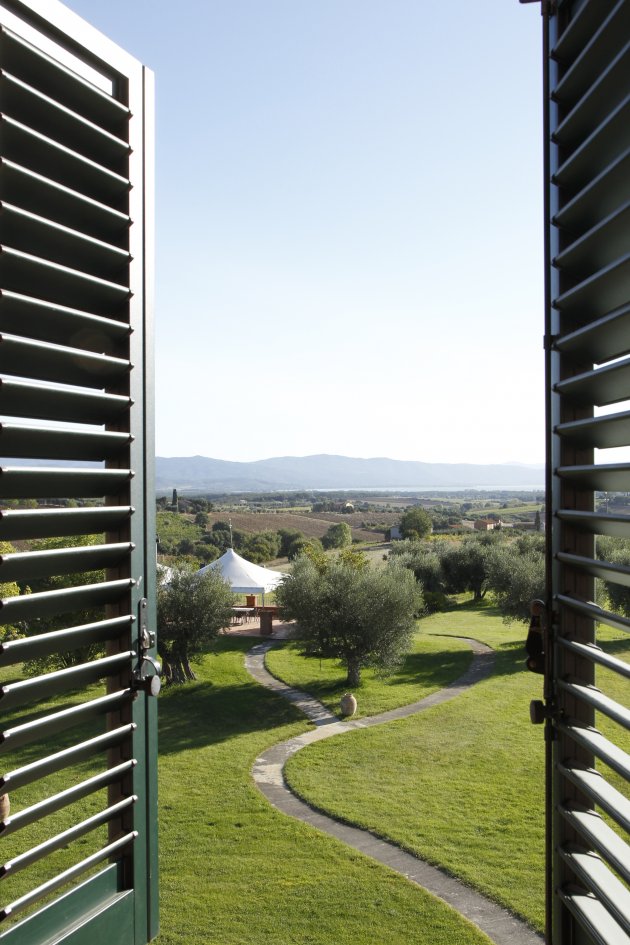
(132, 597, 161, 698)
(525, 598, 547, 675)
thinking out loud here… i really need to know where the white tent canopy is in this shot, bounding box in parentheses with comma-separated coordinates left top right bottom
(197, 548, 285, 595)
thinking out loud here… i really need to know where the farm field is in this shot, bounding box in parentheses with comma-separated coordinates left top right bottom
(204, 510, 386, 544)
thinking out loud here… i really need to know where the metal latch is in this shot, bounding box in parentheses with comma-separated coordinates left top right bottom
(133, 597, 161, 698)
(525, 598, 546, 675)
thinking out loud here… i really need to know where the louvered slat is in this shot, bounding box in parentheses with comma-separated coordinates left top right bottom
(0, 202, 131, 278)
(557, 679, 630, 730)
(554, 302, 630, 363)
(0, 689, 132, 751)
(1, 796, 136, 879)
(553, 40, 630, 148)
(554, 148, 630, 233)
(0, 3, 156, 941)
(558, 888, 629, 945)
(534, 3, 629, 939)
(0, 833, 137, 923)
(556, 551, 630, 588)
(0, 760, 136, 838)
(556, 511, 630, 539)
(0, 333, 130, 387)
(556, 410, 630, 449)
(558, 846, 630, 935)
(0, 616, 133, 666)
(0, 578, 134, 621)
(0, 653, 134, 711)
(0, 290, 131, 345)
(556, 463, 630, 492)
(0, 115, 129, 204)
(0, 378, 131, 425)
(553, 356, 630, 405)
(0, 246, 130, 314)
(0, 29, 129, 134)
(551, 0, 617, 63)
(0, 506, 133, 541)
(0, 159, 130, 244)
(0, 724, 136, 793)
(0, 542, 132, 582)
(556, 595, 630, 640)
(553, 1, 630, 104)
(560, 806, 630, 884)
(0, 466, 133, 499)
(0, 71, 130, 168)
(0, 424, 131, 461)
(559, 763, 630, 833)
(557, 722, 630, 782)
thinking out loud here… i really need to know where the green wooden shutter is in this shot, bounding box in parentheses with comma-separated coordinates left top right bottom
(0, 2, 157, 943)
(541, 1, 630, 942)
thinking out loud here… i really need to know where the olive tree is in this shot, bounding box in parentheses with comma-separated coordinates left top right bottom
(440, 539, 489, 601)
(276, 554, 420, 687)
(597, 536, 630, 616)
(485, 535, 544, 622)
(399, 507, 432, 540)
(157, 566, 233, 684)
(322, 522, 352, 550)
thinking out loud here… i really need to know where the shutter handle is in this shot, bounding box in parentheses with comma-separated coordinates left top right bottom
(133, 597, 161, 696)
(133, 654, 162, 697)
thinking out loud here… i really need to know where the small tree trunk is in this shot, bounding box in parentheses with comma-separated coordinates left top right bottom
(161, 656, 174, 685)
(170, 657, 187, 684)
(182, 656, 197, 681)
(346, 657, 361, 688)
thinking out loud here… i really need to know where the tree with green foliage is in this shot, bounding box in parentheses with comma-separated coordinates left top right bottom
(276, 554, 420, 687)
(156, 510, 204, 555)
(287, 536, 324, 561)
(0, 541, 24, 642)
(597, 536, 630, 616)
(21, 535, 106, 675)
(243, 531, 281, 564)
(399, 507, 432, 540)
(278, 528, 305, 558)
(440, 539, 489, 601)
(322, 521, 352, 550)
(157, 566, 233, 684)
(485, 534, 544, 622)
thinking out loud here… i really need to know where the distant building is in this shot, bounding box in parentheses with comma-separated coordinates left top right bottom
(474, 518, 503, 531)
(389, 525, 402, 541)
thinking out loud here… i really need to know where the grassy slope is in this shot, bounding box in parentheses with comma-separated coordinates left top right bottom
(282, 602, 548, 932)
(157, 637, 491, 945)
(265, 632, 474, 718)
(2, 638, 491, 944)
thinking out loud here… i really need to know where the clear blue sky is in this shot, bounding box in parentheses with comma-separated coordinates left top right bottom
(65, 0, 545, 465)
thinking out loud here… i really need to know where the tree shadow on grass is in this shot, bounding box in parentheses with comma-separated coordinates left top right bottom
(158, 637, 307, 756)
(384, 648, 472, 689)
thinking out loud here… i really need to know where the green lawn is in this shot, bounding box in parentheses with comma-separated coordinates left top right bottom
(157, 637, 492, 944)
(282, 601, 547, 933)
(2, 637, 492, 945)
(265, 631, 474, 718)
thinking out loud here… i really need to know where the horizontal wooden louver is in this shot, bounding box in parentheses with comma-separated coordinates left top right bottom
(0, 2, 157, 943)
(543, 1, 630, 942)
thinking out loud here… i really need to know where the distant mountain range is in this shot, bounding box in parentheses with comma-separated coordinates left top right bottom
(155, 454, 545, 493)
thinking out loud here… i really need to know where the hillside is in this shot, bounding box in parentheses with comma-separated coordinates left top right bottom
(156, 454, 544, 492)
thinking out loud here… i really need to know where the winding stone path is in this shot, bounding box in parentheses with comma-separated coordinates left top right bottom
(246, 639, 543, 945)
